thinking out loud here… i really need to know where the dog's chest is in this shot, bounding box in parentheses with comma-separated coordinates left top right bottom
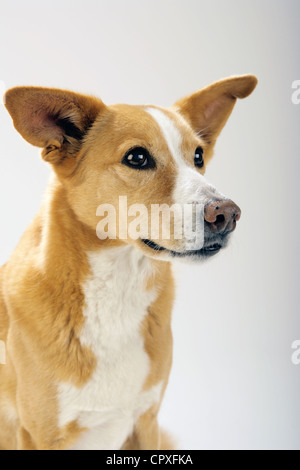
(58, 246, 160, 450)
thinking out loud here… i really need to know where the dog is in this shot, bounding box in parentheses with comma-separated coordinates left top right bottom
(0, 75, 257, 450)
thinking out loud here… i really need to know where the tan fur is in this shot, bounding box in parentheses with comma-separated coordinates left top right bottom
(0, 75, 257, 450)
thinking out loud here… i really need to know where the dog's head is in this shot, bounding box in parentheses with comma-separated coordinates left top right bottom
(4, 76, 257, 262)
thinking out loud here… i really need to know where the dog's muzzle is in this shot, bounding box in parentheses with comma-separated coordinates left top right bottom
(141, 199, 241, 259)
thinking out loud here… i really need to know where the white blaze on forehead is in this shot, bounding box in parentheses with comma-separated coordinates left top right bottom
(146, 107, 186, 167)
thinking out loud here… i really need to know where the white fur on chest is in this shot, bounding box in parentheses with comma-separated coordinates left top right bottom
(58, 246, 162, 450)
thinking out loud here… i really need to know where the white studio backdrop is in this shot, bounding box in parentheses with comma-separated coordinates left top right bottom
(0, 0, 299, 450)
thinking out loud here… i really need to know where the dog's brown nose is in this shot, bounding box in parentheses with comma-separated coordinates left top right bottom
(204, 200, 241, 234)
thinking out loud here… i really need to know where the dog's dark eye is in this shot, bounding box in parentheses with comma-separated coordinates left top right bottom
(194, 147, 204, 168)
(122, 147, 155, 170)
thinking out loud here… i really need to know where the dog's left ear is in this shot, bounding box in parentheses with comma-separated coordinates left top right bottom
(4, 86, 106, 174)
(174, 75, 258, 144)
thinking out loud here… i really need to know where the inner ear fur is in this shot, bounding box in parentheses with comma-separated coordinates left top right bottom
(4, 86, 106, 164)
(174, 74, 258, 144)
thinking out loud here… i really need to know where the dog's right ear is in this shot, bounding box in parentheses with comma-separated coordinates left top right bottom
(4, 86, 106, 170)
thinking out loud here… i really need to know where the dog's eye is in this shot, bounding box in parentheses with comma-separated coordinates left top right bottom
(194, 147, 204, 168)
(122, 147, 155, 170)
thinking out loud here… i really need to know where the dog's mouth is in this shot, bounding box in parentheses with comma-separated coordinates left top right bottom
(141, 239, 222, 258)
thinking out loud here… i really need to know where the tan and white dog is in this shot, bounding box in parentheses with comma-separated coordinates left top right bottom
(0, 75, 257, 450)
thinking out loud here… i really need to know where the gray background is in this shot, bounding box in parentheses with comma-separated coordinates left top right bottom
(0, 0, 299, 450)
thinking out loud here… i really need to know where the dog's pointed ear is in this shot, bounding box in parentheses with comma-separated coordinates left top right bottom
(174, 75, 258, 144)
(4, 86, 106, 169)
